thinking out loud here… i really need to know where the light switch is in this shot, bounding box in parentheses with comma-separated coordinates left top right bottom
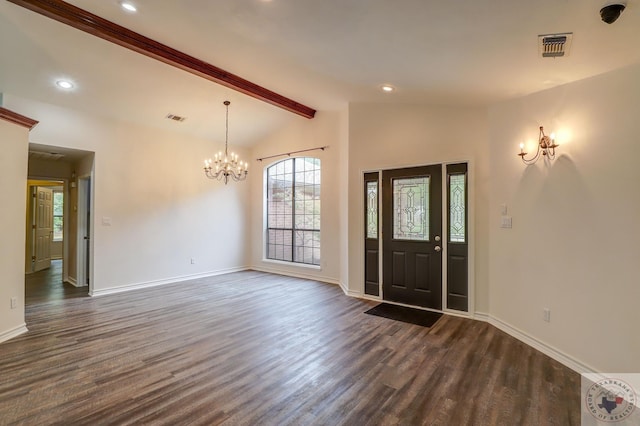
(102, 216, 112, 226)
(500, 203, 508, 215)
(500, 216, 512, 228)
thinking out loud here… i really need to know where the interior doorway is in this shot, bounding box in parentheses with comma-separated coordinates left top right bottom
(25, 144, 95, 305)
(25, 178, 89, 303)
(25, 180, 66, 272)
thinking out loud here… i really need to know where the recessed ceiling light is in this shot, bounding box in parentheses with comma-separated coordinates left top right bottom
(380, 84, 395, 93)
(120, 2, 137, 12)
(56, 80, 74, 90)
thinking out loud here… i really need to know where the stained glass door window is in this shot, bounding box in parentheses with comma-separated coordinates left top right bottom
(393, 176, 430, 241)
(449, 174, 466, 242)
(366, 181, 378, 239)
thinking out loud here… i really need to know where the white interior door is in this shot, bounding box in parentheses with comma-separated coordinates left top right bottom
(34, 186, 53, 272)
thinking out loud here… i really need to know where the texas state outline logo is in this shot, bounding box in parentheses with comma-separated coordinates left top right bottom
(585, 378, 636, 423)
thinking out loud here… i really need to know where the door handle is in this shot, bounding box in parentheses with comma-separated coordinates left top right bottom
(435, 246, 441, 252)
(435, 235, 441, 242)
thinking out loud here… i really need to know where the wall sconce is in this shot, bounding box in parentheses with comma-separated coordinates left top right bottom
(518, 126, 558, 164)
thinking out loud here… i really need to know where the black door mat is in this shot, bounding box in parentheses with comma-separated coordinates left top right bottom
(364, 303, 443, 328)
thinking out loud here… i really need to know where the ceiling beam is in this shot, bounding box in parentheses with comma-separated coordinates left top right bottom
(7, 0, 316, 119)
(0, 107, 39, 129)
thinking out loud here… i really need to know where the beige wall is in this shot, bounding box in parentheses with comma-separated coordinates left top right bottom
(347, 103, 490, 313)
(488, 63, 640, 372)
(0, 119, 30, 342)
(5, 95, 250, 295)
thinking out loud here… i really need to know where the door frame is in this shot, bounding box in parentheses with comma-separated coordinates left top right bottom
(77, 175, 92, 290)
(25, 178, 68, 277)
(361, 159, 475, 316)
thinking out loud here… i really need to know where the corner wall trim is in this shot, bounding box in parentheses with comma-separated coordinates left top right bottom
(90, 266, 250, 297)
(0, 324, 29, 344)
(476, 312, 598, 374)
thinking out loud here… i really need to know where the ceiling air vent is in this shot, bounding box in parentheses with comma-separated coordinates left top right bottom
(538, 33, 573, 58)
(166, 114, 186, 122)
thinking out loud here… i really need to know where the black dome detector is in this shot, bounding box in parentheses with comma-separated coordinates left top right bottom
(600, 3, 626, 24)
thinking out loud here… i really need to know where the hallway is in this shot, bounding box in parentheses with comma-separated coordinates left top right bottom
(25, 259, 88, 305)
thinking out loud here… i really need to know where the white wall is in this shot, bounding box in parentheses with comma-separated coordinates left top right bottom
(249, 110, 347, 285)
(488, 63, 640, 372)
(0, 118, 29, 342)
(5, 95, 250, 295)
(347, 103, 490, 313)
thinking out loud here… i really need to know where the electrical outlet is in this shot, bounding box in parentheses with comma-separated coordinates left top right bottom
(190, 258, 196, 264)
(10, 297, 17, 309)
(543, 308, 551, 322)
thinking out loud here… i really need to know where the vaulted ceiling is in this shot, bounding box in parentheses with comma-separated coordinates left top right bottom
(1, 0, 639, 147)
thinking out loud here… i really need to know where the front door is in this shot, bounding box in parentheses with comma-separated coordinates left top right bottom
(33, 186, 53, 272)
(382, 165, 442, 309)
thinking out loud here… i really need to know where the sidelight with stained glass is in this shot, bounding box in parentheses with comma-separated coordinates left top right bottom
(449, 174, 466, 243)
(366, 181, 378, 239)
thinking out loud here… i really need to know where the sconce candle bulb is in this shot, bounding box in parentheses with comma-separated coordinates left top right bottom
(518, 126, 559, 165)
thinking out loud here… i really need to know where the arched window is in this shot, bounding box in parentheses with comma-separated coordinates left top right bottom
(266, 157, 320, 265)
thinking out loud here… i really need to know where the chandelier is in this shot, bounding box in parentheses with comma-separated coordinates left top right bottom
(518, 126, 558, 165)
(204, 100, 248, 184)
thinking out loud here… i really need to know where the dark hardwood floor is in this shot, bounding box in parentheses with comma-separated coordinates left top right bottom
(2, 270, 580, 425)
(25, 259, 88, 305)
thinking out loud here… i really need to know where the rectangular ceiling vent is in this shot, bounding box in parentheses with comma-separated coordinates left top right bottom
(538, 33, 573, 58)
(166, 114, 186, 122)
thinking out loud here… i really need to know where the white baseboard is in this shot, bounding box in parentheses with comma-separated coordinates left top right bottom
(66, 276, 80, 287)
(476, 312, 597, 374)
(90, 266, 250, 297)
(0, 324, 28, 344)
(473, 311, 490, 322)
(251, 265, 340, 286)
